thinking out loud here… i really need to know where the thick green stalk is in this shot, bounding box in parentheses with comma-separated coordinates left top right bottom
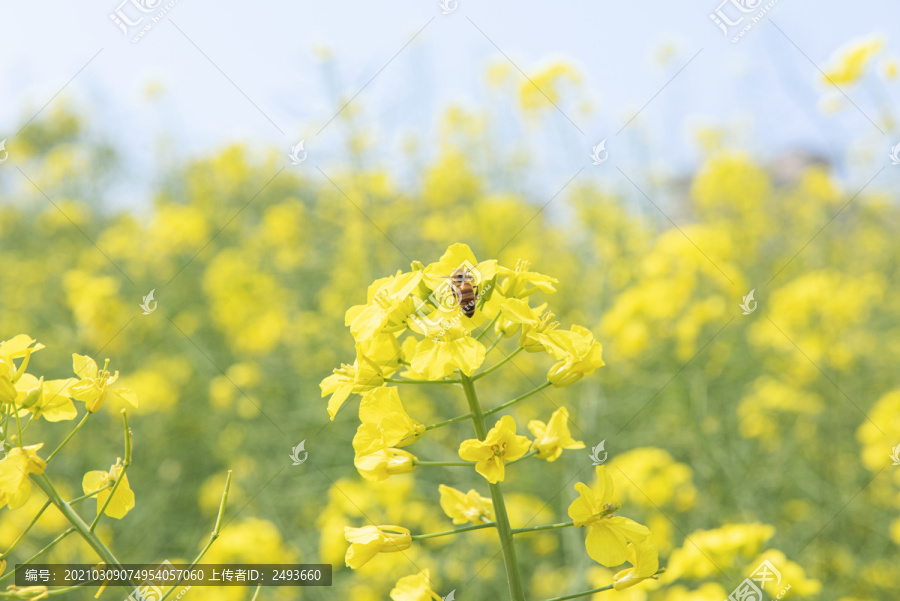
(31, 475, 125, 571)
(460, 373, 526, 601)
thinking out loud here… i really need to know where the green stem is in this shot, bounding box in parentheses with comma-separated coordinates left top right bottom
(413, 460, 471, 467)
(69, 483, 114, 505)
(473, 347, 524, 381)
(507, 450, 538, 466)
(484, 335, 504, 355)
(511, 521, 575, 535)
(46, 411, 90, 463)
(460, 373, 526, 601)
(476, 312, 502, 341)
(0, 500, 51, 560)
(160, 470, 231, 601)
(90, 411, 132, 531)
(425, 412, 473, 431)
(384, 378, 462, 385)
(411, 522, 496, 540)
(30, 475, 126, 572)
(484, 381, 552, 417)
(249, 583, 263, 601)
(0, 527, 75, 585)
(539, 569, 666, 601)
(12, 404, 24, 449)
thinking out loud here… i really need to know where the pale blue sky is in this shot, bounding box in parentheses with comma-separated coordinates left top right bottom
(1, 0, 898, 203)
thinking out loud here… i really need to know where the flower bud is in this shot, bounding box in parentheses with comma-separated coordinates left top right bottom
(355, 448, 417, 482)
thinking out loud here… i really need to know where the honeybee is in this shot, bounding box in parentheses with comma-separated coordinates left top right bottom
(447, 267, 479, 317)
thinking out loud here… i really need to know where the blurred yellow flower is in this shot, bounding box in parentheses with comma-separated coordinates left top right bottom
(390, 570, 442, 601)
(69, 354, 138, 413)
(568, 466, 651, 567)
(355, 448, 417, 482)
(439, 484, 494, 524)
(823, 36, 885, 85)
(518, 62, 581, 114)
(0, 444, 46, 509)
(459, 415, 531, 483)
(528, 407, 584, 461)
(344, 525, 412, 569)
(353, 387, 424, 457)
(82, 458, 135, 519)
(666, 522, 775, 579)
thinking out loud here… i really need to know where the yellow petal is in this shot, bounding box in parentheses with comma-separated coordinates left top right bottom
(73, 354, 98, 379)
(585, 523, 629, 567)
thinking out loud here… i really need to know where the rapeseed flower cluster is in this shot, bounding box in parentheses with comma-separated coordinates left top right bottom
(322, 244, 655, 599)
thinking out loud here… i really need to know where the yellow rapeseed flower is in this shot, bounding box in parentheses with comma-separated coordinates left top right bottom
(82, 458, 135, 519)
(344, 525, 412, 569)
(613, 539, 660, 590)
(0, 444, 47, 509)
(535, 325, 605, 386)
(354, 448, 417, 482)
(346, 271, 422, 341)
(15, 374, 77, 422)
(353, 387, 424, 457)
(823, 36, 885, 85)
(497, 259, 558, 299)
(458, 415, 531, 483)
(321, 335, 399, 420)
(390, 570, 442, 601)
(69, 354, 138, 413)
(439, 484, 495, 524)
(568, 466, 651, 567)
(410, 321, 486, 380)
(528, 407, 584, 461)
(0, 334, 45, 403)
